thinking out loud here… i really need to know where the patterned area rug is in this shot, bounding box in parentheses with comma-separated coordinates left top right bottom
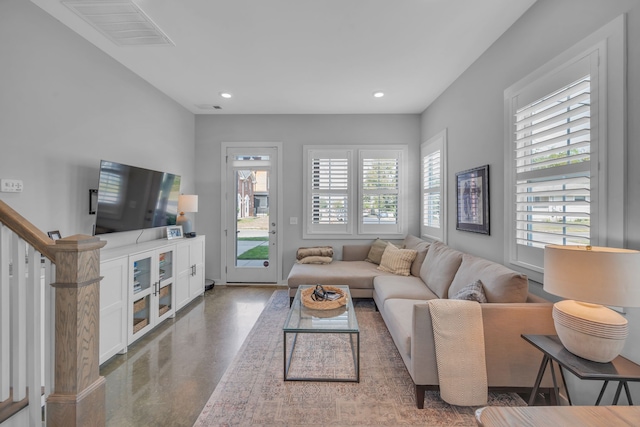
(194, 290, 525, 426)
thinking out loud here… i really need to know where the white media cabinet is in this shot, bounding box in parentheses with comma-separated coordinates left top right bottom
(99, 235, 205, 365)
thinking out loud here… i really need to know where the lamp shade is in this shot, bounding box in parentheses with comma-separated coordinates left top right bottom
(544, 245, 640, 308)
(178, 195, 198, 213)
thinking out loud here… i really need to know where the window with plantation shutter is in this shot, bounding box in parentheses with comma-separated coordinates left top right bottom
(501, 18, 628, 281)
(421, 130, 447, 242)
(502, 20, 629, 277)
(304, 145, 407, 238)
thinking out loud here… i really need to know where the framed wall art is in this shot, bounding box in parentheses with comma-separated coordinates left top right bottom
(456, 165, 489, 235)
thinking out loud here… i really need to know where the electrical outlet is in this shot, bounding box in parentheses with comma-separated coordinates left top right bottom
(1, 179, 23, 193)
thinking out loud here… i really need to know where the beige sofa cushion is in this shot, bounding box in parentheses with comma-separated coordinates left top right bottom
(402, 235, 431, 277)
(448, 254, 528, 303)
(420, 241, 463, 298)
(373, 275, 438, 303)
(378, 243, 417, 276)
(288, 260, 393, 290)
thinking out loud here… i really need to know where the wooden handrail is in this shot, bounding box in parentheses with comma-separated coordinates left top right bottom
(0, 200, 55, 262)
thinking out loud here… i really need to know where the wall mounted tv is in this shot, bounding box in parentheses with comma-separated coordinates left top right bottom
(94, 160, 181, 235)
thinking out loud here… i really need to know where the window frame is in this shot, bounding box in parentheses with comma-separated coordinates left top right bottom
(503, 15, 625, 282)
(420, 129, 447, 243)
(303, 145, 408, 239)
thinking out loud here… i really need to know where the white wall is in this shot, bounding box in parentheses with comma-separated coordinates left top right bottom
(195, 114, 421, 282)
(0, 0, 195, 248)
(421, 0, 640, 404)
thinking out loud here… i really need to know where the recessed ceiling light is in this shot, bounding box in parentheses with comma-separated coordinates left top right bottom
(220, 92, 233, 99)
(373, 91, 385, 98)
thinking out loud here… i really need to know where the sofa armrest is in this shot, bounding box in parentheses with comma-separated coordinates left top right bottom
(411, 301, 556, 388)
(342, 245, 371, 261)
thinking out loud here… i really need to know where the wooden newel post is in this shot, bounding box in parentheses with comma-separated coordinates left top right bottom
(46, 234, 107, 427)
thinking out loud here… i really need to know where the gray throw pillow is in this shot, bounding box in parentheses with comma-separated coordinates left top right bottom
(451, 280, 487, 303)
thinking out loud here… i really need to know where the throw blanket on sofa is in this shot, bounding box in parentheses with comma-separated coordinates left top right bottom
(427, 299, 487, 406)
(296, 246, 334, 264)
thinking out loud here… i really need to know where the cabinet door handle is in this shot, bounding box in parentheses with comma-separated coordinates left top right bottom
(191, 265, 196, 276)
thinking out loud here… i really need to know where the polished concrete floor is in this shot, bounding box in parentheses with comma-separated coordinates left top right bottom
(100, 285, 282, 427)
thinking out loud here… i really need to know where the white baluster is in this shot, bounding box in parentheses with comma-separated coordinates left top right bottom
(10, 233, 26, 401)
(26, 245, 42, 426)
(0, 225, 10, 402)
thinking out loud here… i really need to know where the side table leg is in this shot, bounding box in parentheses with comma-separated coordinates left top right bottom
(624, 382, 633, 405)
(595, 381, 609, 406)
(549, 361, 561, 405)
(558, 365, 572, 405)
(613, 382, 624, 405)
(528, 355, 550, 406)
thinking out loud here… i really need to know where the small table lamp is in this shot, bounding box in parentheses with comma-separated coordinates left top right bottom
(176, 194, 198, 235)
(544, 245, 640, 363)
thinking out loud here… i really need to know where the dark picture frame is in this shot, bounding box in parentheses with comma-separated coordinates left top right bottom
(456, 165, 489, 235)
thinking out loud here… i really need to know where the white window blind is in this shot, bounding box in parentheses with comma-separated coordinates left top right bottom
(359, 149, 405, 235)
(361, 156, 399, 225)
(311, 157, 349, 225)
(514, 76, 591, 249)
(421, 130, 447, 242)
(423, 152, 441, 227)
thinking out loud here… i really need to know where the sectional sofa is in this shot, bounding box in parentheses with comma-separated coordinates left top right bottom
(287, 235, 557, 408)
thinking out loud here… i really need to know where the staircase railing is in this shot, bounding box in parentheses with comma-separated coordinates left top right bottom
(0, 200, 105, 427)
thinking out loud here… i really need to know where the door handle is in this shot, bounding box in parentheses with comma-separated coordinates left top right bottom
(270, 230, 276, 234)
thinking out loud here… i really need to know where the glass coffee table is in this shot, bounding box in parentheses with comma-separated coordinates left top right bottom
(283, 285, 360, 382)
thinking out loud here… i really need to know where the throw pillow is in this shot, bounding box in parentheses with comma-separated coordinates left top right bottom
(365, 238, 388, 265)
(451, 280, 487, 303)
(377, 242, 417, 276)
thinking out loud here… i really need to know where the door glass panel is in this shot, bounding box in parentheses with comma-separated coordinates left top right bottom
(235, 168, 270, 267)
(158, 284, 172, 316)
(159, 251, 172, 281)
(133, 258, 151, 294)
(133, 295, 150, 334)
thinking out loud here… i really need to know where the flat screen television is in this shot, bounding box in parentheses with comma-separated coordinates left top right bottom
(94, 160, 181, 235)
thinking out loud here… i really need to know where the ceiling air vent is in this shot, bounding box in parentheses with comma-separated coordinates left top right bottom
(195, 105, 222, 110)
(62, 1, 174, 46)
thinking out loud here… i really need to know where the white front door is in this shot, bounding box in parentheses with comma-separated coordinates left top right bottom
(223, 145, 280, 283)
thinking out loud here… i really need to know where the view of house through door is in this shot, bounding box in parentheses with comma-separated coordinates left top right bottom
(225, 146, 279, 283)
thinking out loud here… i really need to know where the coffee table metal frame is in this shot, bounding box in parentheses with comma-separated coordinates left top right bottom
(283, 285, 360, 382)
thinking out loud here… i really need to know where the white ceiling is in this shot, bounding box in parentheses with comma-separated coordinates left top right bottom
(31, 0, 537, 114)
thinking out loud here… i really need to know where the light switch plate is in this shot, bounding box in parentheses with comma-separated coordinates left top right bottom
(1, 179, 23, 193)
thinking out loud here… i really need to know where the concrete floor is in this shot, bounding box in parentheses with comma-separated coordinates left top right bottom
(100, 285, 281, 427)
